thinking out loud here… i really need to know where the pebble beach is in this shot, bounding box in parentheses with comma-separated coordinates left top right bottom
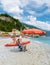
(0, 37, 50, 65)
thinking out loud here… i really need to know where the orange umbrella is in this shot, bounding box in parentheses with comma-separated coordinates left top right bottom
(22, 29, 46, 35)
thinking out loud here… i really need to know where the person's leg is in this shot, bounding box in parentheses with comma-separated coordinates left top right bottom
(13, 37, 16, 43)
(19, 46, 23, 51)
(24, 45, 27, 52)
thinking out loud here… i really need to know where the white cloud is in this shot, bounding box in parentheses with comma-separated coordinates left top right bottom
(26, 0, 50, 16)
(25, 16, 50, 31)
(1, 0, 50, 16)
(31, 0, 44, 7)
(1, 0, 23, 14)
(13, 15, 22, 20)
(20, 0, 29, 7)
(31, 0, 50, 7)
(44, 0, 50, 7)
(0, 0, 50, 31)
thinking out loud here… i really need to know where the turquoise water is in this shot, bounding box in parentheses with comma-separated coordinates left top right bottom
(0, 37, 50, 45)
(30, 37, 50, 44)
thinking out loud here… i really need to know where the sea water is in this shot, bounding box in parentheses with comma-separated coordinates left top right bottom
(30, 36, 50, 45)
(0, 36, 50, 45)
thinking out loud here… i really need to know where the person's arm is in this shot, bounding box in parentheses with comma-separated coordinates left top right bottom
(16, 39, 21, 46)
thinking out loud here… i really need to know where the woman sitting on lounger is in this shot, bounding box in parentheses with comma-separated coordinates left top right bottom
(17, 38, 27, 51)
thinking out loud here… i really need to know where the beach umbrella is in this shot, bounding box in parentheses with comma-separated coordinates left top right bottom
(22, 28, 46, 35)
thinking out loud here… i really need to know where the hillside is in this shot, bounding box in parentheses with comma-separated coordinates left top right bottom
(22, 23, 41, 29)
(0, 14, 26, 32)
(23, 23, 50, 36)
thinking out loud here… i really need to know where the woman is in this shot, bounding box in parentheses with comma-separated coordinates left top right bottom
(11, 29, 16, 43)
(17, 38, 27, 51)
(12, 35, 16, 43)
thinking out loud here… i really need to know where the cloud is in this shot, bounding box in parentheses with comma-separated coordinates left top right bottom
(20, 0, 29, 7)
(13, 15, 22, 21)
(25, 16, 50, 31)
(1, 0, 50, 16)
(31, 0, 50, 7)
(1, 0, 23, 14)
(0, 0, 50, 30)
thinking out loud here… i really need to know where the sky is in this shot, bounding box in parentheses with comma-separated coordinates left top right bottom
(0, 0, 50, 31)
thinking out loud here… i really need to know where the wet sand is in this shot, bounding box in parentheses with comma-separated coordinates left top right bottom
(0, 37, 50, 65)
